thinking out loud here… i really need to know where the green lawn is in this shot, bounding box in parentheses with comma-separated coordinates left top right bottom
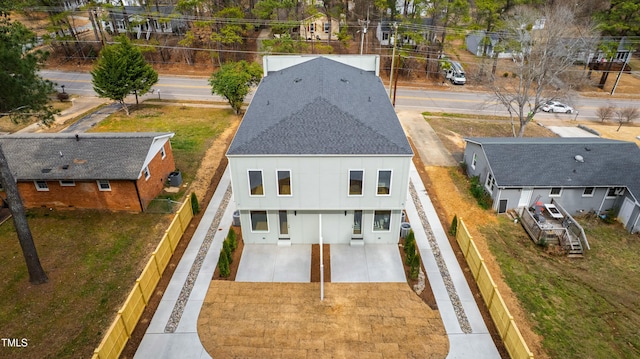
(90, 103, 233, 199)
(480, 212, 640, 358)
(0, 210, 171, 358)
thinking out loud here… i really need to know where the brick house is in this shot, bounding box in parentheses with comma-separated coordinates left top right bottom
(0, 133, 176, 212)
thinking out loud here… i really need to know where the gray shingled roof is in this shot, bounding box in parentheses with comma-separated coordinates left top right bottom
(0, 132, 173, 181)
(466, 137, 640, 196)
(227, 57, 413, 156)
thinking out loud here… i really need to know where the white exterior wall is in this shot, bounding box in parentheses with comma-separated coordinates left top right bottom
(230, 155, 411, 244)
(263, 55, 380, 76)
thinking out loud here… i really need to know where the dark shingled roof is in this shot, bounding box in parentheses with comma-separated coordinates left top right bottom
(0, 132, 173, 181)
(227, 57, 413, 156)
(466, 137, 640, 196)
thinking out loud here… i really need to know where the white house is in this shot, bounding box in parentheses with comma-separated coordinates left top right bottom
(227, 55, 413, 245)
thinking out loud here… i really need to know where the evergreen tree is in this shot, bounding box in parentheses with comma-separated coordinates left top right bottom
(91, 36, 158, 115)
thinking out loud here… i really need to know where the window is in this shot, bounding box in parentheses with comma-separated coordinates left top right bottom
(471, 153, 477, 169)
(34, 181, 49, 191)
(550, 187, 562, 197)
(377, 170, 392, 195)
(349, 170, 363, 195)
(160, 146, 166, 159)
(143, 166, 151, 180)
(97, 180, 111, 191)
(309, 23, 315, 32)
(250, 211, 268, 232)
(248, 170, 264, 196)
(277, 170, 291, 196)
(59, 180, 75, 187)
(485, 173, 495, 192)
(323, 22, 330, 33)
(382, 32, 389, 41)
(373, 210, 391, 231)
(583, 187, 594, 197)
(607, 187, 624, 197)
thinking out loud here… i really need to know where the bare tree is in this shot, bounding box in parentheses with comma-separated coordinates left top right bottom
(487, 4, 598, 137)
(596, 105, 616, 122)
(615, 107, 640, 132)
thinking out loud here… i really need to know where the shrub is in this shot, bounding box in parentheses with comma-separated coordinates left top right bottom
(227, 228, 237, 251)
(602, 207, 619, 224)
(57, 91, 70, 102)
(449, 215, 458, 236)
(503, 72, 509, 78)
(469, 176, 492, 209)
(409, 253, 421, 280)
(405, 241, 416, 265)
(190, 193, 200, 214)
(217, 249, 230, 278)
(223, 239, 233, 264)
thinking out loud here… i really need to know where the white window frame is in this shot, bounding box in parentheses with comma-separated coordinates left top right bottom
(276, 169, 292, 196)
(471, 153, 477, 170)
(34, 181, 49, 191)
(607, 187, 624, 198)
(582, 187, 594, 197)
(549, 187, 562, 197)
(143, 166, 151, 180)
(485, 173, 495, 192)
(348, 169, 364, 196)
(248, 170, 265, 197)
(59, 180, 75, 187)
(250, 211, 269, 232)
(160, 146, 166, 159)
(97, 180, 111, 191)
(323, 22, 330, 33)
(309, 23, 315, 33)
(376, 169, 392, 196)
(373, 210, 391, 232)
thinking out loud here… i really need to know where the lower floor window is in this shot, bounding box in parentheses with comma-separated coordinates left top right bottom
(34, 181, 49, 191)
(373, 210, 391, 231)
(251, 211, 268, 231)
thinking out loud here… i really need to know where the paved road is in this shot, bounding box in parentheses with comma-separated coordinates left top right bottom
(41, 69, 640, 121)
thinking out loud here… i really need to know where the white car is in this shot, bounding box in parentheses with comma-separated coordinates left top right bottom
(541, 101, 574, 114)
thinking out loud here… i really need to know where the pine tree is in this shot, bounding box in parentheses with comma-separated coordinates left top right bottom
(218, 249, 230, 278)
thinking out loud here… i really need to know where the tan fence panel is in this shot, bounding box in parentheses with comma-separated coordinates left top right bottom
(93, 315, 128, 359)
(504, 320, 535, 359)
(456, 217, 472, 256)
(137, 258, 161, 304)
(153, 236, 173, 274)
(476, 265, 498, 308)
(177, 198, 194, 231)
(466, 240, 484, 280)
(119, 283, 146, 336)
(488, 289, 514, 339)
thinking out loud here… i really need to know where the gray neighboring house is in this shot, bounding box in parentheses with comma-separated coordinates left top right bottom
(463, 137, 640, 233)
(227, 55, 413, 245)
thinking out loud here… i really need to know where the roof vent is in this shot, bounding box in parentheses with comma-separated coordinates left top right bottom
(294, 78, 302, 83)
(41, 168, 51, 173)
(62, 165, 69, 170)
(574, 155, 584, 162)
(584, 147, 591, 151)
(340, 78, 349, 83)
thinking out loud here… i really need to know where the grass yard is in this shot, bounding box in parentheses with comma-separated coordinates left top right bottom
(427, 113, 640, 358)
(0, 210, 172, 359)
(89, 104, 233, 198)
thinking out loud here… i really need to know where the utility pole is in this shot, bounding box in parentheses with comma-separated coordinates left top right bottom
(611, 50, 633, 95)
(388, 22, 398, 99)
(358, 9, 370, 55)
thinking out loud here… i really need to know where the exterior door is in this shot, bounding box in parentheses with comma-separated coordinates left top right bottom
(618, 198, 634, 227)
(352, 210, 363, 239)
(519, 188, 533, 208)
(498, 199, 508, 214)
(278, 211, 289, 240)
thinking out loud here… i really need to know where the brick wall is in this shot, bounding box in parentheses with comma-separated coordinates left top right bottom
(136, 142, 177, 209)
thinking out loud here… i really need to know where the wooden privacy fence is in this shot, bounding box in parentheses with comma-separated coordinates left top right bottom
(91, 196, 194, 359)
(456, 217, 535, 359)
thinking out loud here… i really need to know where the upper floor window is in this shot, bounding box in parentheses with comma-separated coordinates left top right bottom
(583, 187, 594, 197)
(248, 170, 264, 196)
(97, 180, 111, 191)
(550, 187, 562, 197)
(607, 187, 625, 197)
(349, 170, 363, 196)
(35, 181, 49, 191)
(143, 166, 151, 180)
(323, 22, 330, 33)
(160, 146, 166, 159)
(277, 170, 291, 196)
(485, 173, 495, 192)
(471, 153, 477, 169)
(377, 170, 392, 195)
(59, 180, 75, 187)
(309, 23, 315, 32)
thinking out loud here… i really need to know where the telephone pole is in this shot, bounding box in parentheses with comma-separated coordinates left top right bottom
(388, 22, 398, 99)
(358, 9, 370, 55)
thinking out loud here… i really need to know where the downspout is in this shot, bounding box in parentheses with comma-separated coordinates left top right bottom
(495, 188, 502, 211)
(597, 188, 608, 215)
(134, 180, 144, 212)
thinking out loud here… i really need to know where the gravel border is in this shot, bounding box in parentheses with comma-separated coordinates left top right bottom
(410, 180, 473, 334)
(164, 185, 232, 333)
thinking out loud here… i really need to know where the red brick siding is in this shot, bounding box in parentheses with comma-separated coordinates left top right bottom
(17, 180, 143, 211)
(136, 142, 177, 209)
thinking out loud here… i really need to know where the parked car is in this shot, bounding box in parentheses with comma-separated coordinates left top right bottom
(541, 101, 574, 114)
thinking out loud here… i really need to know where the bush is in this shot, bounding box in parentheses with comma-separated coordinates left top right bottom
(602, 207, 619, 224)
(190, 193, 200, 214)
(469, 176, 492, 209)
(409, 253, 421, 280)
(449, 215, 458, 236)
(57, 91, 70, 102)
(227, 228, 237, 251)
(405, 242, 416, 265)
(217, 249, 230, 278)
(223, 239, 233, 264)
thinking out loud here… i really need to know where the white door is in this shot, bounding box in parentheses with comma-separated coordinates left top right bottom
(618, 197, 634, 227)
(518, 188, 533, 208)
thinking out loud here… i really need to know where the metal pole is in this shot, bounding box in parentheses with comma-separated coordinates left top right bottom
(388, 22, 398, 99)
(611, 51, 633, 95)
(319, 214, 324, 301)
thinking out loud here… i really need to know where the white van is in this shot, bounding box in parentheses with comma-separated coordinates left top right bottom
(445, 61, 466, 85)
